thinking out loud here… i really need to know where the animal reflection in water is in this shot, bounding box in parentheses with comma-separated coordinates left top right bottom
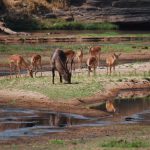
(49, 113, 72, 127)
(106, 100, 116, 113)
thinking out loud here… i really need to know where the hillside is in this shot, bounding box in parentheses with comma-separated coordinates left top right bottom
(0, 0, 150, 30)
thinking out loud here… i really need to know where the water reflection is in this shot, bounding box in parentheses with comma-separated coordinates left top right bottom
(0, 96, 150, 140)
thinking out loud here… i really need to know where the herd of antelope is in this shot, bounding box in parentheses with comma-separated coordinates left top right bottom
(8, 46, 120, 113)
(8, 46, 121, 84)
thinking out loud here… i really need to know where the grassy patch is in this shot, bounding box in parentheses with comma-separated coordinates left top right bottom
(79, 32, 150, 37)
(0, 44, 48, 54)
(0, 72, 149, 102)
(0, 41, 148, 54)
(53, 22, 118, 30)
(50, 140, 65, 145)
(0, 75, 103, 101)
(101, 139, 150, 148)
(79, 31, 120, 37)
(1, 135, 150, 150)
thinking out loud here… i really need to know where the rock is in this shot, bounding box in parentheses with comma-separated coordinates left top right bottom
(0, 21, 30, 35)
(52, 0, 150, 24)
(44, 13, 56, 19)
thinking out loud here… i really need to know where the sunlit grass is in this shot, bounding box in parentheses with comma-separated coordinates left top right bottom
(0, 75, 103, 101)
(0, 71, 149, 102)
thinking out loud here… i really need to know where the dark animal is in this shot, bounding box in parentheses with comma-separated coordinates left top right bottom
(64, 49, 76, 71)
(51, 49, 71, 84)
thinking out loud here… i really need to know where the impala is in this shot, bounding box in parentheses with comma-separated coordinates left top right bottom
(9, 54, 33, 78)
(76, 49, 83, 69)
(89, 46, 101, 66)
(87, 56, 97, 76)
(106, 53, 121, 75)
(31, 54, 42, 77)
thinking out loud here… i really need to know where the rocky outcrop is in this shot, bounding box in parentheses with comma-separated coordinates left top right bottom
(0, 0, 150, 27)
(59, 0, 150, 23)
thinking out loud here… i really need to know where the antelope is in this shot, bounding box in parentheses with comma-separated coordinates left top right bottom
(64, 49, 76, 71)
(106, 100, 116, 113)
(76, 49, 83, 69)
(51, 49, 71, 84)
(89, 46, 101, 66)
(30, 54, 42, 77)
(87, 56, 97, 76)
(8, 54, 33, 78)
(106, 53, 121, 75)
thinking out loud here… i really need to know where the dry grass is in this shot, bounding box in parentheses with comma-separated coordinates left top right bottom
(1, 0, 69, 12)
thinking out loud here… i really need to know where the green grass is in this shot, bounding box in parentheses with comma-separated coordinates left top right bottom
(0, 40, 149, 54)
(0, 72, 149, 102)
(54, 22, 118, 30)
(1, 136, 150, 150)
(102, 43, 137, 53)
(79, 31, 150, 37)
(101, 139, 149, 148)
(79, 31, 120, 37)
(0, 75, 103, 101)
(50, 140, 65, 145)
(0, 44, 48, 53)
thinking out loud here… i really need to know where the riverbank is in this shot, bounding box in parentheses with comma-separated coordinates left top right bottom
(1, 30, 150, 44)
